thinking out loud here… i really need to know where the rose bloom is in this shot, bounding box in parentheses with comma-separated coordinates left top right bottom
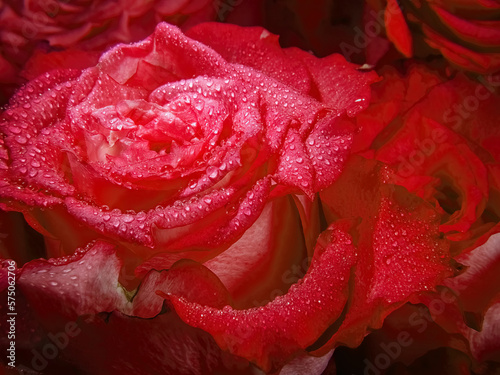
(0, 21, 378, 374)
(0, 0, 217, 104)
(336, 62, 500, 373)
(0, 21, 490, 375)
(341, 231, 500, 375)
(366, 0, 500, 73)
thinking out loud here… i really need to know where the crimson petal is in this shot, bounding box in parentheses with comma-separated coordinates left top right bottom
(318, 156, 453, 351)
(164, 225, 356, 372)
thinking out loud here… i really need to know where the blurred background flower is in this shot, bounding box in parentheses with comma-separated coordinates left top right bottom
(0, 0, 218, 104)
(366, 0, 500, 73)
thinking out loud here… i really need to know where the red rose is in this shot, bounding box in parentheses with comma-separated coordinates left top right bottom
(348, 232, 500, 374)
(2, 12, 490, 373)
(1, 0, 216, 51)
(0, 22, 376, 264)
(0, 0, 217, 104)
(332, 62, 500, 373)
(367, 0, 500, 73)
(0, 22, 383, 373)
(350, 63, 500, 245)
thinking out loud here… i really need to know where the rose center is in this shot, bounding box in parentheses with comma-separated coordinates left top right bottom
(117, 99, 203, 147)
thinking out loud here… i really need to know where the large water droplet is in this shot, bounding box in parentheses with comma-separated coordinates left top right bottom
(207, 166, 219, 180)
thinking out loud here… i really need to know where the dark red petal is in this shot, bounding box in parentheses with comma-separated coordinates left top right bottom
(0, 54, 17, 84)
(186, 23, 311, 94)
(278, 350, 334, 375)
(432, 4, 500, 47)
(355, 303, 470, 368)
(447, 232, 500, 362)
(132, 259, 233, 318)
(445, 233, 500, 322)
(21, 49, 100, 81)
(0, 210, 45, 265)
(165, 225, 356, 372)
(351, 64, 443, 153)
(44, 311, 255, 375)
(45, 23, 94, 47)
(360, 68, 493, 237)
(318, 156, 452, 351)
(384, 0, 413, 57)
(468, 299, 500, 362)
(428, 74, 500, 166)
(415, 233, 500, 364)
(284, 48, 380, 116)
(376, 115, 489, 235)
(423, 25, 500, 73)
(363, 3, 393, 66)
(154, 0, 190, 14)
(450, 0, 500, 9)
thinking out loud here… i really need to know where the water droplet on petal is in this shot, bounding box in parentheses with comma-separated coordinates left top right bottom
(207, 166, 219, 180)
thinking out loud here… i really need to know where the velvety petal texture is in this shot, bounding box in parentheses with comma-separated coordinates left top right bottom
(165, 224, 356, 372)
(0, 0, 216, 65)
(0, 241, 258, 374)
(335, 61, 500, 373)
(0, 0, 220, 107)
(2, 3, 498, 374)
(0, 21, 381, 374)
(345, 233, 500, 374)
(346, 63, 500, 250)
(318, 156, 453, 351)
(0, 23, 377, 266)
